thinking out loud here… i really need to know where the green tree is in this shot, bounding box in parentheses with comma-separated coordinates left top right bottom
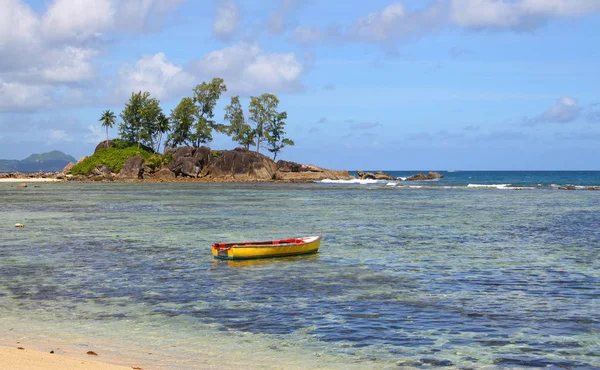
(190, 77, 227, 146)
(224, 96, 254, 149)
(139, 96, 163, 149)
(119, 91, 146, 145)
(119, 91, 164, 149)
(248, 93, 279, 153)
(99, 109, 116, 148)
(167, 97, 197, 147)
(265, 111, 294, 160)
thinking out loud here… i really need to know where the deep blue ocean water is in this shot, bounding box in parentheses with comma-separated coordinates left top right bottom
(1, 174, 599, 368)
(348, 170, 600, 189)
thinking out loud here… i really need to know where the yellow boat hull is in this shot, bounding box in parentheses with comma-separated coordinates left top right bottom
(212, 236, 321, 260)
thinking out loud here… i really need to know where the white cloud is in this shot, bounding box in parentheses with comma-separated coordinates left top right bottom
(48, 129, 73, 143)
(526, 97, 582, 125)
(0, 0, 187, 113)
(540, 97, 581, 123)
(450, 0, 600, 30)
(42, 47, 99, 83)
(287, 2, 448, 45)
(85, 125, 106, 144)
(41, 0, 114, 43)
(117, 52, 194, 100)
(192, 42, 304, 94)
(213, 0, 240, 41)
(0, 0, 41, 69)
(0, 80, 52, 112)
(347, 2, 447, 43)
(290, 0, 600, 46)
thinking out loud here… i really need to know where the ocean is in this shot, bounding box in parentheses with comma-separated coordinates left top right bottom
(345, 170, 600, 190)
(1, 172, 599, 369)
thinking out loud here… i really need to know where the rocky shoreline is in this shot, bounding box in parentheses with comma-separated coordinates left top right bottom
(2, 146, 598, 190)
(1, 146, 354, 183)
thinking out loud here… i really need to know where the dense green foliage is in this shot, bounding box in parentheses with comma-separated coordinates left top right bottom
(71, 147, 152, 175)
(191, 77, 228, 145)
(145, 153, 172, 170)
(249, 93, 292, 154)
(101, 77, 295, 161)
(167, 97, 197, 147)
(168, 78, 227, 148)
(119, 91, 165, 149)
(265, 111, 295, 160)
(110, 138, 136, 149)
(224, 96, 254, 149)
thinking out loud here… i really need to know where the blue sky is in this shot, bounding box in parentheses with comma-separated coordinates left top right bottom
(0, 0, 599, 170)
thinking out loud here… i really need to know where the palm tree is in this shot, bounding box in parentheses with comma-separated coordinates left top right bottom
(155, 113, 170, 153)
(99, 110, 116, 148)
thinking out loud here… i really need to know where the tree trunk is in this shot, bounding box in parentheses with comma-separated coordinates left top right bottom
(105, 126, 109, 148)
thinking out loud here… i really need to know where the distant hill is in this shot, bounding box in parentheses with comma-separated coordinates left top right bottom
(0, 150, 77, 173)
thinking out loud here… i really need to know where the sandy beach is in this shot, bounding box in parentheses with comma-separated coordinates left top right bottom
(0, 178, 61, 183)
(0, 346, 140, 370)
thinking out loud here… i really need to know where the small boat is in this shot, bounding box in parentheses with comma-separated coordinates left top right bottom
(212, 236, 321, 260)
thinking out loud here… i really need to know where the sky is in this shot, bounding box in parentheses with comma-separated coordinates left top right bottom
(0, 0, 599, 170)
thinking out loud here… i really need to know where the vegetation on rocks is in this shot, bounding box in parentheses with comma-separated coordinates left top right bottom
(145, 153, 172, 170)
(71, 146, 153, 175)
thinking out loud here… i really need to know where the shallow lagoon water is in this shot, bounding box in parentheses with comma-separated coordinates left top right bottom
(1, 182, 599, 369)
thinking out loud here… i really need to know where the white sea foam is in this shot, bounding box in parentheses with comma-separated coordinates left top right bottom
(467, 184, 535, 190)
(467, 184, 511, 189)
(319, 178, 378, 185)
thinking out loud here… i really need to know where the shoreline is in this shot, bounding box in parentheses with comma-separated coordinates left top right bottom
(0, 345, 140, 370)
(0, 178, 62, 183)
(1, 172, 599, 190)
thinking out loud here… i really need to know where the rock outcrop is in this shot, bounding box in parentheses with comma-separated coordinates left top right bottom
(277, 160, 303, 173)
(356, 170, 394, 180)
(152, 167, 176, 180)
(120, 156, 144, 179)
(373, 171, 394, 180)
(166, 146, 211, 177)
(201, 148, 277, 180)
(357, 170, 375, 179)
(91, 164, 112, 178)
(62, 162, 74, 174)
(275, 160, 353, 181)
(406, 172, 444, 181)
(86, 164, 113, 181)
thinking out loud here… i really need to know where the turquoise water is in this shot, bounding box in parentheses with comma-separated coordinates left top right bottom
(1, 182, 599, 369)
(349, 170, 600, 189)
